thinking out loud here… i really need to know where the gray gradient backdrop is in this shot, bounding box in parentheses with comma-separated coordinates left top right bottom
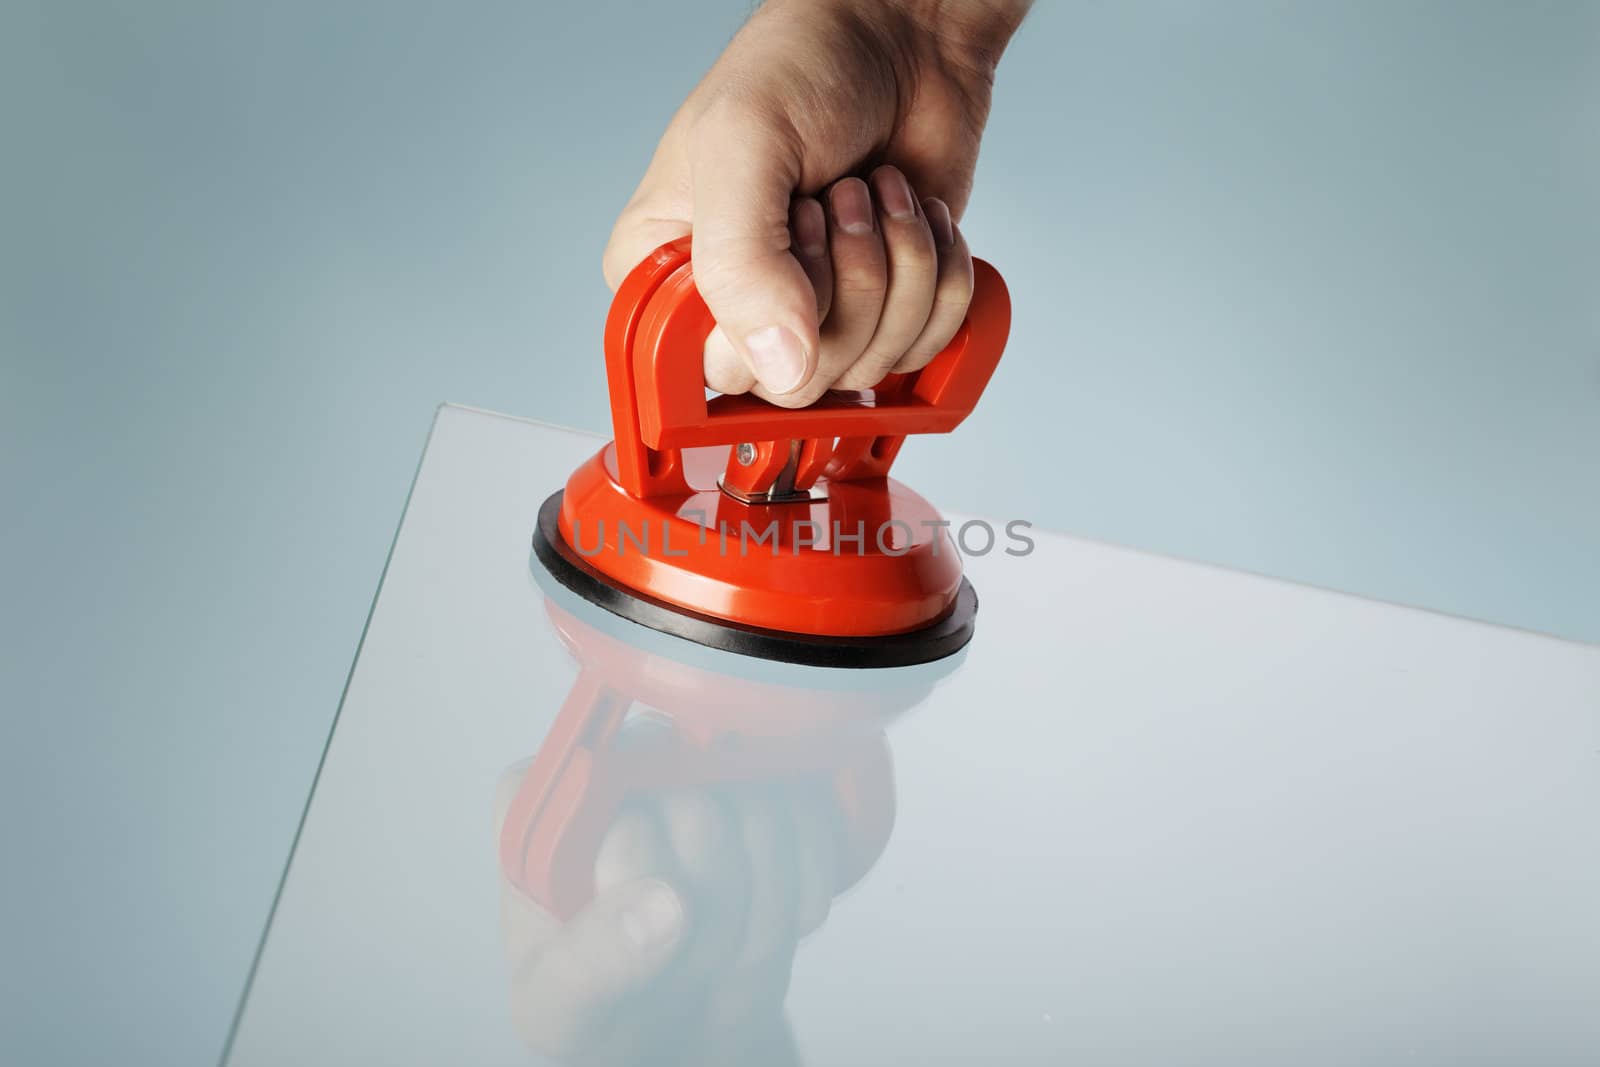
(2, 2, 1596, 1065)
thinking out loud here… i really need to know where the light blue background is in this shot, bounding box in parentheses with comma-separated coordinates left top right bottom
(2, 2, 1595, 1065)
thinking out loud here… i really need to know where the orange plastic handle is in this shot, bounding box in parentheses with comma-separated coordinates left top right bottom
(603, 237, 1010, 498)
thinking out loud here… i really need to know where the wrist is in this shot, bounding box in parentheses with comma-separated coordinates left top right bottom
(886, 0, 1030, 74)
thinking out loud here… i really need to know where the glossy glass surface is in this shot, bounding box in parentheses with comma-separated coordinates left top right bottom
(225, 405, 1600, 1066)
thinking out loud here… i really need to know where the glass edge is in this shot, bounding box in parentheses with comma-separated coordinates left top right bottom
(215, 406, 448, 1065)
(445, 403, 1595, 648)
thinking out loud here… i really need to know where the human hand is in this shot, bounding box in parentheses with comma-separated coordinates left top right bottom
(498, 778, 852, 1066)
(603, 0, 1028, 408)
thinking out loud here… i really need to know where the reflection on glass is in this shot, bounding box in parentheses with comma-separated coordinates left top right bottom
(493, 595, 945, 1065)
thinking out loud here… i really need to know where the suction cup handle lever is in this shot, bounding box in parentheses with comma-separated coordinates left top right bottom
(604, 237, 1010, 498)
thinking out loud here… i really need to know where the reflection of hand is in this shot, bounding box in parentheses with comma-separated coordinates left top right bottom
(501, 778, 845, 1066)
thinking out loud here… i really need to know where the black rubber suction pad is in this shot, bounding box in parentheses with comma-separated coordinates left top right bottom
(531, 491, 977, 669)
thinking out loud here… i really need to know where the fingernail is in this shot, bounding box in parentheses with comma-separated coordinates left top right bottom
(621, 880, 683, 950)
(874, 168, 916, 220)
(830, 179, 874, 235)
(793, 198, 826, 257)
(744, 325, 808, 394)
(923, 197, 954, 246)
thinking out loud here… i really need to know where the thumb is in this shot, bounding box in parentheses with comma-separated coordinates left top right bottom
(689, 108, 819, 399)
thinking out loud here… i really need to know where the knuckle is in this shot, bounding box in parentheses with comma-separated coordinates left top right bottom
(900, 315, 964, 370)
(882, 234, 938, 283)
(886, 233, 937, 271)
(834, 367, 885, 391)
(835, 349, 898, 389)
(691, 256, 741, 297)
(884, 209, 934, 243)
(894, 346, 942, 374)
(934, 271, 975, 308)
(692, 257, 763, 309)
(939, 254, 976, 298)
(686, 92, 751, 148)
(831, 261, 887, 300)
(894, 224, 938, 256)
(889, 258, 939, 293)
(687, 90, 793, 167)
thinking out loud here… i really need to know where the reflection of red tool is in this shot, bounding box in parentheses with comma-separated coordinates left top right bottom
(499, 598, 920, 920)
(531, 237, 1011, 668)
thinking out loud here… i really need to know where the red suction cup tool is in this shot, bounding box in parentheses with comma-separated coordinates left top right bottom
(532, 237, 1010, 667)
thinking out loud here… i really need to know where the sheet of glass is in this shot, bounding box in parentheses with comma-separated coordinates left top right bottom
(225, 403, 1600, 1066)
